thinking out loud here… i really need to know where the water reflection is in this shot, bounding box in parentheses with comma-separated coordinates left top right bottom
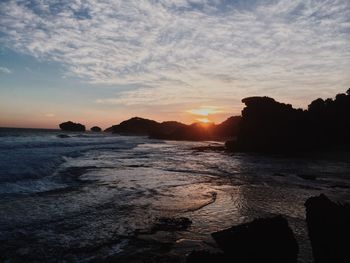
(1, 140, 350, 262)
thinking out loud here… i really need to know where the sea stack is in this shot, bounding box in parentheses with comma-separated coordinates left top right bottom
(90, 126, 102, 132)
(59, 121, 86, 132)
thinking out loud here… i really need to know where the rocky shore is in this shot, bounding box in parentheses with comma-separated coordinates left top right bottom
(186, 194, 349, 263)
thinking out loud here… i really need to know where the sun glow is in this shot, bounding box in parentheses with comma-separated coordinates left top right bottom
(187, 107, 222, 116)
(196, 118, 211, 124)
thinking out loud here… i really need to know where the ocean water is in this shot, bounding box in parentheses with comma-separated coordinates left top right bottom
(0, 128, 349, 262)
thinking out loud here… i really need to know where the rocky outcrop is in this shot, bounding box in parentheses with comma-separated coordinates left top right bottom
(152, 122, 216, 141)
(213, 215, 298, 263)
(187, 215, 298, 263)
(227, 96, 308, 152)
(213, 116, 241, 139)
(226, 89, 350, 153)
(152, 116, 241, 141)
(305, 194, 350, 263)
(105, 117, 160, 135)
(90, 126, 102, 132)
(59, 121, 85, 132)
(105, 116, 241, 141)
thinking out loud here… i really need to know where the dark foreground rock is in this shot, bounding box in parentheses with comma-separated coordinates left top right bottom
(90, 126, 102, 132)
(188, 215, 298, 263)
(59, 121, 86, 132)
(305, 194, 350, 263)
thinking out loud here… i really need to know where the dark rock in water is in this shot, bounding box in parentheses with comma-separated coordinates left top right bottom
(186, 250, 226, 263)
(305, 194, 350, 263)
(56, 134, 70, 138)
(152, 217, 192, 232)
(297, 174, 317, 180)
(59, 121, 85, 132)
(211, 215, 298, 263)
(90, 126, 102, 132)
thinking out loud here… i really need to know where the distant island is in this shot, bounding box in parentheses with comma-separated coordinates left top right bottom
(59, 121, 86, 132)
(104, 116, 241, 141)
(90, 126, 102, 132)
(59, 89, 350, 153)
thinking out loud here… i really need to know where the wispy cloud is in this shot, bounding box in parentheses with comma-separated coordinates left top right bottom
(1, 0, 349, 109)
(0, 66, 11, 74)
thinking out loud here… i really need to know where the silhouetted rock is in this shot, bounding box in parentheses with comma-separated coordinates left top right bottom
(305, 194, 350, 263)
(90, 126, 102, 132)
(59, 121, 85, 132)
(230, 96, 308, 152)
(105, 117, 160, 135)
(213, 116, 242, 139)
(211, 215, 299, 263)
(163, 116, 241, 141)
(165, 122, 216, 141)
(159, 121, 188, 133)
(149, 121, 188, 139)
(307, 91, 350, 149)
(226, 90, 350, 152)
(106, 116, 241, 141)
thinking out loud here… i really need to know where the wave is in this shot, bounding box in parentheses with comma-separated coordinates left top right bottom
(0, 132, 144, 187)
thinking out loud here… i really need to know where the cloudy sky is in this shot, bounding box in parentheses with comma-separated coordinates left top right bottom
(1, 0, 349, 128)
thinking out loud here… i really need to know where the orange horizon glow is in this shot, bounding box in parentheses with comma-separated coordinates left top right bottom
(186, 106, 223, 124)
(187, 106, 222, 116)
(0, 105, 233, 129)
(0, 113, 230, 130)
(196, 117, 211, 124)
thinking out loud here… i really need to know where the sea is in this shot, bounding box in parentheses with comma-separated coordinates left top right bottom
(0, 128, 349, 262)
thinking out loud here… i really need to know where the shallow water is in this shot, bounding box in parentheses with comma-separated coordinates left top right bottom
(0, 128, 349, 262)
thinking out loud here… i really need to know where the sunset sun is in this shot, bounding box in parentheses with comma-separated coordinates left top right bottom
(196, 117, 211, 124)
(187, 106, 221, 124)
(187, 107, 222, 117)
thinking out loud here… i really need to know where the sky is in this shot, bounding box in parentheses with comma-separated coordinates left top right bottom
(0, 0, 349, 129)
